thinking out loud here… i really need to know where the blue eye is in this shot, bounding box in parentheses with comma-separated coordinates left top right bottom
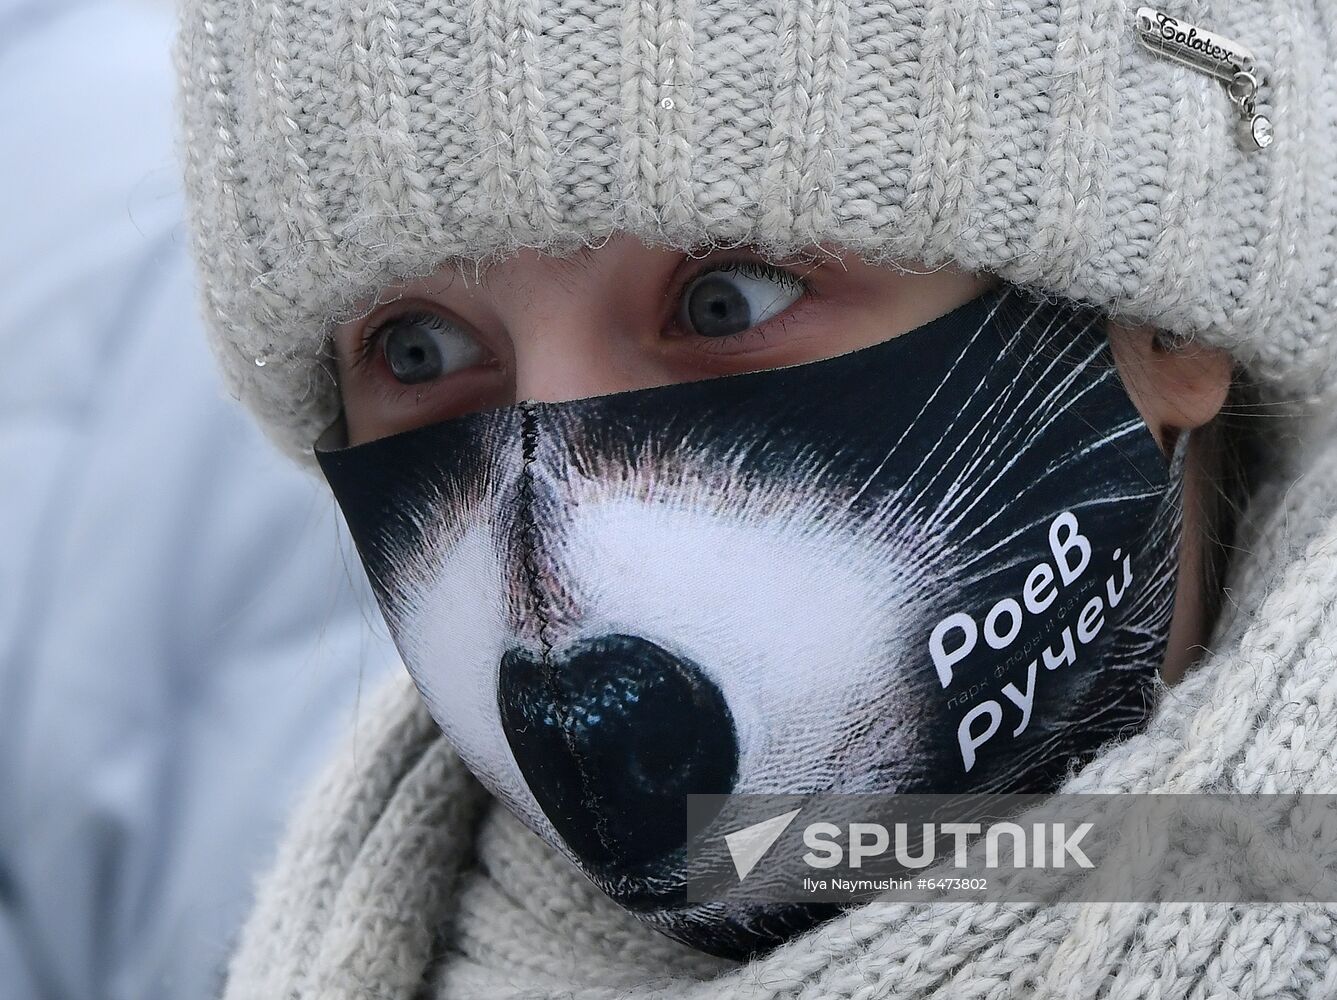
(679, 261, 805, 339)
(375, 309, 487, 385)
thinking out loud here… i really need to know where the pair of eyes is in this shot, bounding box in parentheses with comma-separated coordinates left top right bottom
(354, 259, 810, 387)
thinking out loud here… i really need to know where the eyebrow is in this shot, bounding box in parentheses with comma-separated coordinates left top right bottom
(473, 243, 602, 292)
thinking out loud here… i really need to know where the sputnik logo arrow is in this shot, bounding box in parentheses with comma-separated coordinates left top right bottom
(723, 808, 802, 881)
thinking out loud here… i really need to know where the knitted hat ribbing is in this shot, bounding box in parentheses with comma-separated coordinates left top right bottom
(175, 0, 1337, 466)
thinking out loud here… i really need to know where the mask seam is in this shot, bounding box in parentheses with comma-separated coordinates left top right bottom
(517, 400, 556, 667)
(517, 400, 614, 864)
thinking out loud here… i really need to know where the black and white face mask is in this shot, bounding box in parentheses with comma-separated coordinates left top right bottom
(316, 285, 1184, 959)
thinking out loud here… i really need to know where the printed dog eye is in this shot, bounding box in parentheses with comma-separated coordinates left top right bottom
(316, 284, 1184, 960)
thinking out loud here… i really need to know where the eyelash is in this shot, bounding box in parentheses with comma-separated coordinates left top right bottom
(348, 256, 817, 380)
(668, 257, 816, 345)
(350, 307, 441, 374)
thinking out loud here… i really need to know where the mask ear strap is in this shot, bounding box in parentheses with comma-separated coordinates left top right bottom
(1166, 424, 1192, 479)
(1155, 425, 1192, 558)
(314, 411, 351, 453)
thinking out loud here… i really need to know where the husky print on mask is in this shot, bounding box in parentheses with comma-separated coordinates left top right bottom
(317, 285, 1184, 959)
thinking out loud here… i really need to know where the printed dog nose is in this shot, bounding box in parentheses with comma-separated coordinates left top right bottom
(499, 633, 738, 874)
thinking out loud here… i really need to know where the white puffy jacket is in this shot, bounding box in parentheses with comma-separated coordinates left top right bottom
(0, 3, 398, 997)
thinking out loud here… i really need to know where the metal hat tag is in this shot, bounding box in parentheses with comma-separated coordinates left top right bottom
(1136, 7, 1273, 152)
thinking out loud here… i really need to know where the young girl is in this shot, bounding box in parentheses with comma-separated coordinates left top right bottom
(176, 0, 1337, 995)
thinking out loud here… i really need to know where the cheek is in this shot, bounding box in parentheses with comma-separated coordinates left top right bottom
(334, 364, 369, 443)
(340, 399, 373, 446)
(335, 360, 515, 445)
(335, 370, 390, 447)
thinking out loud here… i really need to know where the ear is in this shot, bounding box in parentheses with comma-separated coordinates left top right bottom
(1105, 319, 1234, 454)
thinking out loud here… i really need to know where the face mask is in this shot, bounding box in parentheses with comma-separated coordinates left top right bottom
(316, 285, 1184, 959)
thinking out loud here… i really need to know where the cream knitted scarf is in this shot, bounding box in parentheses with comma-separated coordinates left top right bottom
(220, 408, 1337, 1000)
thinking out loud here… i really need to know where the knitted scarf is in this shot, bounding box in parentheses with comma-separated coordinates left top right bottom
(220, 408, 1337, 1000)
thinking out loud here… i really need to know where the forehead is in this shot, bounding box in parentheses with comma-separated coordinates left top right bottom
(370, 234, 861, 310)
(332, 241, 639, 345)
(471, 243, 606, 290)
(389, 239, 640, 302)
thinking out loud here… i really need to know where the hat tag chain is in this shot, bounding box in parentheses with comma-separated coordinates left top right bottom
(1136, 7, 1274, 151)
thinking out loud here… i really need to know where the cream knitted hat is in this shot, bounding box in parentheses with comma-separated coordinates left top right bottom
(176, 0, 1337, 465)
